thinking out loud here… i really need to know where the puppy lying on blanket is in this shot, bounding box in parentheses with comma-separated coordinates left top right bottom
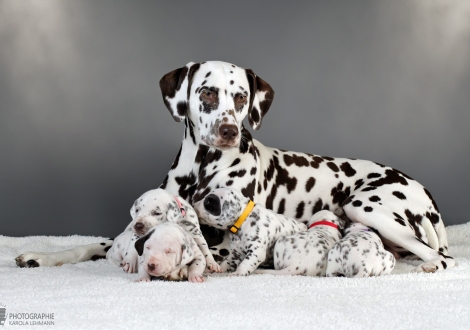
(109, 188, 220, 274)
(326, 222, 396, 277)
(255, 210, 345, 276)
(134, 222, 206, 283)
(194, 188, 307, 276)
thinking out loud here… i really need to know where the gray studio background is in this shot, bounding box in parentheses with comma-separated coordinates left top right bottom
(1, 1, 469, 237)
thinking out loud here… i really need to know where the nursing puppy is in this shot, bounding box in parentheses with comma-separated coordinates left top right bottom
(194, 188, 307, 276)
(256, 210, 345, 276)
(135, 222, 206, 283)
(115, 188, 220, 273)
(326, 222, 396, 278)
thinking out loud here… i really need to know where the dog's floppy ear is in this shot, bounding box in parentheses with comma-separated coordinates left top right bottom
(159, 62, 201, 122)
(245, 69, 275, 130)
(180, 237, 195, 265)
(130, 200, 137, 220)
(134, 229, 154, 256)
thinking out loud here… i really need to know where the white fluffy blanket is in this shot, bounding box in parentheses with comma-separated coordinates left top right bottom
(1, 222, 470, 329)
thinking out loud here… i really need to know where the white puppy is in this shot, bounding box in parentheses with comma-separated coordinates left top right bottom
(135, 222, 206, 283)
(256, 210, 345, 276)
(114, 188, 220, 274)
(326, 222, 396, 278)
(194, 188, 307, 276)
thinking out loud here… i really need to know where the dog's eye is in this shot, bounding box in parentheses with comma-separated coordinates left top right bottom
(151, 210, 161, 216)
(201, 89, 216, 101)
(235, 93, 247, 104)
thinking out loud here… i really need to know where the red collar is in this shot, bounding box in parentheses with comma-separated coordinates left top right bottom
(309, 220, 339, 230)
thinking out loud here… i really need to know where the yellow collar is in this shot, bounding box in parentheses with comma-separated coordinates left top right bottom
(230, 200, 255, 234)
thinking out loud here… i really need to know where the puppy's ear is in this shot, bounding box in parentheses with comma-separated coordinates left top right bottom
(159, 62, 201, 122)
(245, 69, 275, 130)
(130, 200, 137, 220)
(134, 229, 154, 256)
(180, 238, 195, 265)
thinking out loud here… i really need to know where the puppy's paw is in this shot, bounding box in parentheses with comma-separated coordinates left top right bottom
(188, 274, 205, 283)
(207, 262, 222, 273)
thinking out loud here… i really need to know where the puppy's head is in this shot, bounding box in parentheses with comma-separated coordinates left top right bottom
(130, 189, 189, 236)
(193, 188, 249, 230)
(307, 210, 346, 230)
(134, 223, 195, 278)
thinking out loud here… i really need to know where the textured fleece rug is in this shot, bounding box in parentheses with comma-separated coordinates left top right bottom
(1, 222, 469, 330)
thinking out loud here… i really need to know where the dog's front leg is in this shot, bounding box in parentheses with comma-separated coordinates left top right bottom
(230, 248, 267, 276)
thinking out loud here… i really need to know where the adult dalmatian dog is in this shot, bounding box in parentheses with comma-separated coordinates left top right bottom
(16, 61, 453, 273)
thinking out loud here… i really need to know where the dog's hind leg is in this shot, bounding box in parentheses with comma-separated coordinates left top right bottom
(15, 239, 114, 267)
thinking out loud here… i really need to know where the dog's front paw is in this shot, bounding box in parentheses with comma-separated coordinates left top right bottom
(16, 253, 43, 268)
(120, 257, 137, 273)
(207, 262, 222, 273)
(228, 270, 249, 277)
(188, 274, 205, 283)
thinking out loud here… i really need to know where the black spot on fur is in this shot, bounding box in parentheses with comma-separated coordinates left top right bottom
(369, 196, 381, 202)
(354, 179, 364, 190)
(284, 154, 309, 167)
(340, 162, 357, 177)
(330, 182, 350, 206)
(352, 200, 363, 207)
(306, 177, 316, 192)
(277, 198, 286, 214)
(367, 173, 381, 179)
(327, 162, 339, 172)
(296, 201, 305, 219)
(369, 169, 408, 187)
(364, 206, 373, 212)
(392, 191, 406, 200)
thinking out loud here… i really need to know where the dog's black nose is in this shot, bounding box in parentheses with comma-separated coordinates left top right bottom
(204, 194, 221, 216)
(219, 124, 238, 141)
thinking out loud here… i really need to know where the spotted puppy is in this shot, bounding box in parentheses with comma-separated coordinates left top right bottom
(135, 222, 205, 283)
(106, 228, 140, 273)
(326, 222, 396, 277)
(256, 210, 345, 276)
(125, 188, 221, 273)
(194, 188, 307, 276)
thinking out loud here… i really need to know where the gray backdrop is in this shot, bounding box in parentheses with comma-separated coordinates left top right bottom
(1, 0, 469, 237)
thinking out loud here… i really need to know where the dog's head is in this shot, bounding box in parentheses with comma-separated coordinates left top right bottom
(193, 188, 249, 230)
(130, 188, 189, 236)
(159, 61, 274, 149)
(134, 222, 195, 278)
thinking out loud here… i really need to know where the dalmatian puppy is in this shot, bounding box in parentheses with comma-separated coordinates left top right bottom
(124, 188, 221, 273)
(255, 210, 345, 276)
(134, 222, 205, 283)
(106, 228, 140, 273)
(326, 222, 396, 277)
(194, 188, 307, 276)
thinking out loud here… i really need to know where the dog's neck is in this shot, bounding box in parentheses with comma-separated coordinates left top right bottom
(161, 119, 255, 203)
